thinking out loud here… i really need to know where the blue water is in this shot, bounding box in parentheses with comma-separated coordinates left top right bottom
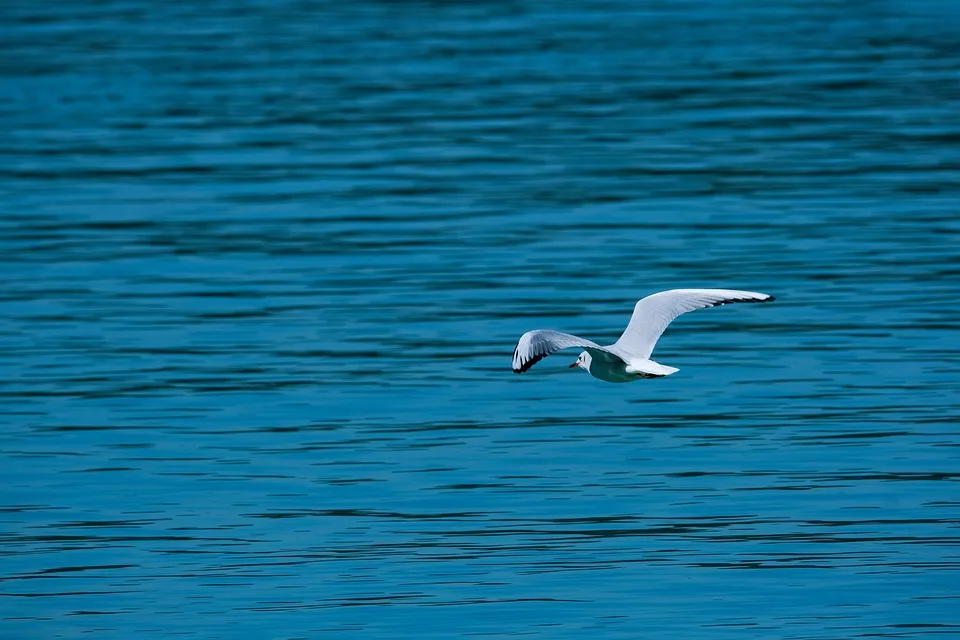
(3, 2, 960, 638)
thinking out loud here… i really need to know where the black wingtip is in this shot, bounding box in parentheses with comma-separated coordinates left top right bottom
(513, 352, 546, 374)
(709, 294, 776, 307)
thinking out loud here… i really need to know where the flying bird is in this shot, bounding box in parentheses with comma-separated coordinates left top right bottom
(512, 288, 774, 382)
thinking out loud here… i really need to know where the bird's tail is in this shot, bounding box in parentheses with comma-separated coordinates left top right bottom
(626, 360, 679, 377)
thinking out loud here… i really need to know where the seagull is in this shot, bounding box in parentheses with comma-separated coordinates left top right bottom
(512, 289, 774, 382)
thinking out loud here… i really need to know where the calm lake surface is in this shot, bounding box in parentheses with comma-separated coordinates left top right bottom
(2, 1, 959, 638)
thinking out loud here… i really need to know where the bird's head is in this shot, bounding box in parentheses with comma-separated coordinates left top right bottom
(570, 351, 591, 371)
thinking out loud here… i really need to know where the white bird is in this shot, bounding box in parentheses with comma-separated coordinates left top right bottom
(512, 289, 774, 383)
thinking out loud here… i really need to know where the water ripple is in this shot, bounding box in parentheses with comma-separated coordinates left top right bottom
(3, 0, 960, 638)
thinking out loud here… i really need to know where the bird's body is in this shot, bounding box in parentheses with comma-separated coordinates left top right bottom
(511, 289, 774, 382)
(580, 351, 679, 383)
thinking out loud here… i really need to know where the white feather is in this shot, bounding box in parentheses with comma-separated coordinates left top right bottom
(612, 288, 774, 360)
(511, 288, 774, 382)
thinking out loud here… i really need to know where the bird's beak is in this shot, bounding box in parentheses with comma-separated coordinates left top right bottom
(569, 361, 579, 368)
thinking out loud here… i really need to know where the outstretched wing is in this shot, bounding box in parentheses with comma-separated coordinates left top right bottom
(612, 289, 774, 359)
(512, 330, 610, 374)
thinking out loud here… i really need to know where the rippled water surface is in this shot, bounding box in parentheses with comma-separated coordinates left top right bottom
(3, 1, 960, 638)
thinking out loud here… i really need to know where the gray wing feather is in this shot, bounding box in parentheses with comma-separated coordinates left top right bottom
(612, 289, 775, 359)
(512, 330, 605, 373)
